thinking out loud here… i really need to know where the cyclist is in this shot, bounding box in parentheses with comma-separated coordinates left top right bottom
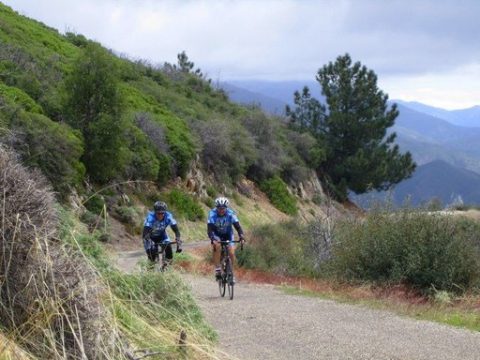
(143, 201, 182, 266)
(208, 197, 245, 281)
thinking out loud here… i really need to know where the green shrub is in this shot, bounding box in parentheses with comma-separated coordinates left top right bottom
(122, 84, 196, 179)
(237, 221, 313, 276)
(84, 194, 105, 214)
(115, 206, 139, 224)
(6, 110, 85, 195)
(123, 123, 160, 181)
(312, 193, 323, 205)
(114, 205, 142, 235)
(260, 176, 297, 215)
(0, 83, 43, 113)
(203, 196, 215, 208)
(192, 118, 256, 183)
(206, 185, 216, 198)
(231, 191, 244, 206)
(79, 210, 101, 231)
(328, 209, 480, 293)
(167, 189, 205, 221)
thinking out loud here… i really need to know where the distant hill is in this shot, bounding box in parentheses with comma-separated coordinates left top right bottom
(220, 82, 287, 114)
(227, 80, 321, 107)
(395, 100, 480, 127)
(353, 160, 480, 207)
(393, 103, 480, 143)
(393, 104, 480, 166)
(394, 133, 480, 174)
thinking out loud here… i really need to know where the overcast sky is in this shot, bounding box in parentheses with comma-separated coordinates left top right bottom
(3, 0, 480, 109)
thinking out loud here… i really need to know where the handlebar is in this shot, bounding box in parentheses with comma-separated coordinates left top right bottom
(216, 240, 244, 250)
(159, 241, 177, 245)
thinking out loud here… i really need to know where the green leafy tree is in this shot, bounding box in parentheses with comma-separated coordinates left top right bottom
(287, 54, 415, 200)
(65, 43, 126, 183)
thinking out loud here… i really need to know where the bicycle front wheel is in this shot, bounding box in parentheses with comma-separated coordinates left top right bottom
(226, 261, 234, 300)
(228, 281, 234, 300)
(218, 277, 226, 297)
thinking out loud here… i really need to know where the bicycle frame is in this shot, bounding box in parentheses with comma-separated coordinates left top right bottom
(152, 241, 177, 271)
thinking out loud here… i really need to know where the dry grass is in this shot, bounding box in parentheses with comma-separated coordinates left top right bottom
(0, 146, 124, 359)
(0, 332, 33, 360)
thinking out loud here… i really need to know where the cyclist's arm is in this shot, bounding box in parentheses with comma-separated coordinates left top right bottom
(170, 223, 181, 239)
(207, 223, 217, 242)
(143, 226, 152, 240)
(233, 221, 244, 238)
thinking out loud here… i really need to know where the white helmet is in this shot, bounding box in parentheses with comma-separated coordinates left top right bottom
(215, 197, 229, 208)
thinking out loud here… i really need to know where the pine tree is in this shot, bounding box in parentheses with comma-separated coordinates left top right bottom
(288, 54, 415, 200)
(285, 86, 325, 133)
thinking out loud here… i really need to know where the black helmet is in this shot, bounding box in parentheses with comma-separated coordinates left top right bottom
(153, 201, 167, 212)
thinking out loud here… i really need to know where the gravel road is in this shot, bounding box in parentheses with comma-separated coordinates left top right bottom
(184, 275, 480, 360)
(117, 251, 480, 360)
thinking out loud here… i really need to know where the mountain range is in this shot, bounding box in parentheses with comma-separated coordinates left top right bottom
(352, 160, 480, 208)
(221, 80, 480, 206)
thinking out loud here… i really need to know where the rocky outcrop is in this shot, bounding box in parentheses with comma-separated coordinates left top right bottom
(289, 170, 326, 202)
(184, 155, 209, 197)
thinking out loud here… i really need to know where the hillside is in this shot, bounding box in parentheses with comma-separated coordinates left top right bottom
(0, 2, 326, 217)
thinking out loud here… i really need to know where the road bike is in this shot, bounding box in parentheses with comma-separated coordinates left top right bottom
(217, 240, 243, 300)
(151, 240, 178, 272)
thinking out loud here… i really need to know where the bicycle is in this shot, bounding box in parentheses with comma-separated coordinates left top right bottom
(217, 240, 243, 300)
(151, 240, 178, 272)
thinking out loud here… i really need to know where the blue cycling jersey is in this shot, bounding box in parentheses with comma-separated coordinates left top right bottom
(144, 211, 177, 242)
(208, 208, 239, 241)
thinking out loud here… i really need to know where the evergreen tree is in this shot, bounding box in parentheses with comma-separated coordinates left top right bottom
(65, 43, 126, 183)
(288, 54, 415, 200)
(285, 86, 325, 133)
(177, 51, 195, 73)
(177, 51, 204, 78)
